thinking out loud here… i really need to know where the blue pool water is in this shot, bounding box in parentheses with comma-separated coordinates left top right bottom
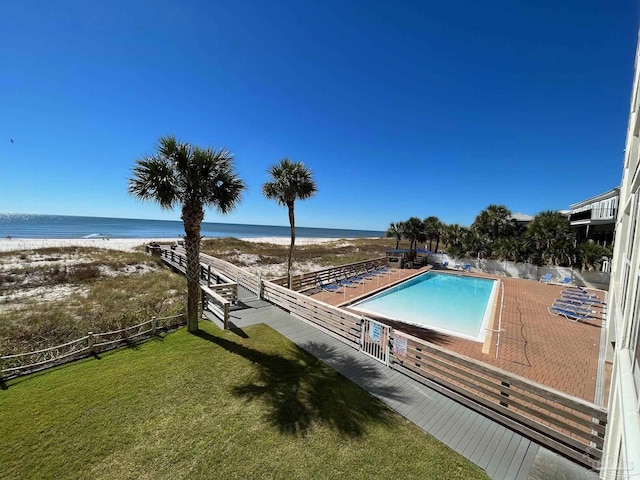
(350, 272, 497, 342)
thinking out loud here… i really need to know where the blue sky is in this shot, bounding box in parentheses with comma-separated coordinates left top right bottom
(1, 0, 638, 231)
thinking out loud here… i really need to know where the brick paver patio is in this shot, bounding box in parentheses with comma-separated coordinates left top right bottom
(310, 267, 605, 402)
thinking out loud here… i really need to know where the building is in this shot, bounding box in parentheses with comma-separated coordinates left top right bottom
(569, 188, 619, 246)
(601, 34, 640, 479)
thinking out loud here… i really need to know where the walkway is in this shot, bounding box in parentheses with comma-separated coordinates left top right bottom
(205, 286, 599, 480)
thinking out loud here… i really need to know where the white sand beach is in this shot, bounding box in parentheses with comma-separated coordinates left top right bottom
(0, 236, 342, 253)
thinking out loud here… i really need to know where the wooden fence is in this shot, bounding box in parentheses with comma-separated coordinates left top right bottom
(270, 257, 387, 291)
(262, 280, 361, 347)
(0, 314, 185, 381)
(389, 331, 607, 466)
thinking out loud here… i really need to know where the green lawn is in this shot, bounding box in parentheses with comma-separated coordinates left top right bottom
(0, 322, 488, 480)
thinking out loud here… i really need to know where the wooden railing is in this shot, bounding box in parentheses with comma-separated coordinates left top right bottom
(262, 280, 361, 347)
(389, 330, 607, 466)
(0, 314, 185, 381)
(160, 249, 238, 303)
(201, 286, 231, 329)
(271, 257, 387, 291)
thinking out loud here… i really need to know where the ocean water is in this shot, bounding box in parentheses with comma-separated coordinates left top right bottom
(0, 214, 385, 240)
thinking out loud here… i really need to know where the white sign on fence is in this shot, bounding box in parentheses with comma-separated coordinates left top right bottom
(393, 336, 407, 357)
(369, 322, 382, 344)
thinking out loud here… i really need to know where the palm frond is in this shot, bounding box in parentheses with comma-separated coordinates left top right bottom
(128, 156, 179, 209)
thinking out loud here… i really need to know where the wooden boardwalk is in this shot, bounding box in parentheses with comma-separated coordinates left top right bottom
(216, 287, 545, 479)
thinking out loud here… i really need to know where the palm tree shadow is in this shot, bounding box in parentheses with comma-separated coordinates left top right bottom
(193, 330, 402, 437)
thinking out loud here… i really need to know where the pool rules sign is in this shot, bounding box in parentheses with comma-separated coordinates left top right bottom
(369, 321, 382, 343)
(393, 336, 407, 357)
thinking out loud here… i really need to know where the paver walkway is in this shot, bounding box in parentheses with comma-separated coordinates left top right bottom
(204, 286, 599, 480)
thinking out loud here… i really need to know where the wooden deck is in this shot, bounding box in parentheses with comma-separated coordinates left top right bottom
(202, 286, 597, 480)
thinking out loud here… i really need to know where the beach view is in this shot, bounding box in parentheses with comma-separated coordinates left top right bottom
(2, 1, 640, 479)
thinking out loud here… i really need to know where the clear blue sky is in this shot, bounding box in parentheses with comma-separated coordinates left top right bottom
(1, 0, 638, 230)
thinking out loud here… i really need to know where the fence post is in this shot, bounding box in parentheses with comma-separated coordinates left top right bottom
(88, 332, 94, 354)
(223, 303, 230, 330)
(152, 316, 157, 336)
(201, 289, 206, 316)
(0, 354, 3, 382)
(258, 273, 263, 299)
(208, 265, 212, 287)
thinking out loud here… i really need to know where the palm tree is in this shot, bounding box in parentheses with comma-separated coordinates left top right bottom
(527, 210, 575, 265)
(423, 216, 440, 251)
(129, 136, 246, 332)
(472, 204, 516, 244)
(262, 158, 317, 283)
(386, 222, 405, 249)
(441, 224, 466, 258)
(403, 217, 424, 250)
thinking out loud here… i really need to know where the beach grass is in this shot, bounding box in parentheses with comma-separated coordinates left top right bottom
(201, 237, 394, 271)
(0, 322, 487, 480)
(0, 248, 186, 353)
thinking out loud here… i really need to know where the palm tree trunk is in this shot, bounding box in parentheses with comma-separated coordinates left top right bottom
(435, 236, 440, 253)
(182, 204, 204, 332)
(287, 200, 295, 288)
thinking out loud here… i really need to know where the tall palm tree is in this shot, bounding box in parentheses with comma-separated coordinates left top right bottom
(423, 216, 442, 251)
(433, 219, 445, 253)
(129, 135, 246, 332)
(404, 217, 424, 251)
(386, 222, 405, 249)
(422, 217, 440, 250)
(262, 158, 317, 282)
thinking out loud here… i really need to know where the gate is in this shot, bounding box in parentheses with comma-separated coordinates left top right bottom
(360, 318, 391, 365)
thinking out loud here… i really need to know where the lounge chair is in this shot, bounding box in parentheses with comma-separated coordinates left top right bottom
(442, 261, 449, 269)
(463, 264, 471, 272)
(556, 296, 597, 309)
(334, 273, 358, 288)
(548, 305, 591, 322)
(564, 286, 586, 293)
(539, 273, 552, 284)
(553, 299, 592, 314)
(316, 277, 342, 293)
(342, 269, 366, 283)
(355, 268, 375, 279)
(369, 265, 390, 276)
(554, 276, 572, 286)
(561, 291, 603, 304)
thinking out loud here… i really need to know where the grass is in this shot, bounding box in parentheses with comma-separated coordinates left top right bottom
(0, 322, 488, 480)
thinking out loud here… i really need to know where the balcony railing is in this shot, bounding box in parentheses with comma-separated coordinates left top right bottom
(569, 207, 617, 223)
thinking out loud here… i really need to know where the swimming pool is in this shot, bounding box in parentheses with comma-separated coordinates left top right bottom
(349, 272, 497, 342)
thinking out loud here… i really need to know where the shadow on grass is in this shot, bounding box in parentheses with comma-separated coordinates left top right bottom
(193, 329, 402, 437)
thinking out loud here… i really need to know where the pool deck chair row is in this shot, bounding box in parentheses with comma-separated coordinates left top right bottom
(548, 286, 605, 322)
